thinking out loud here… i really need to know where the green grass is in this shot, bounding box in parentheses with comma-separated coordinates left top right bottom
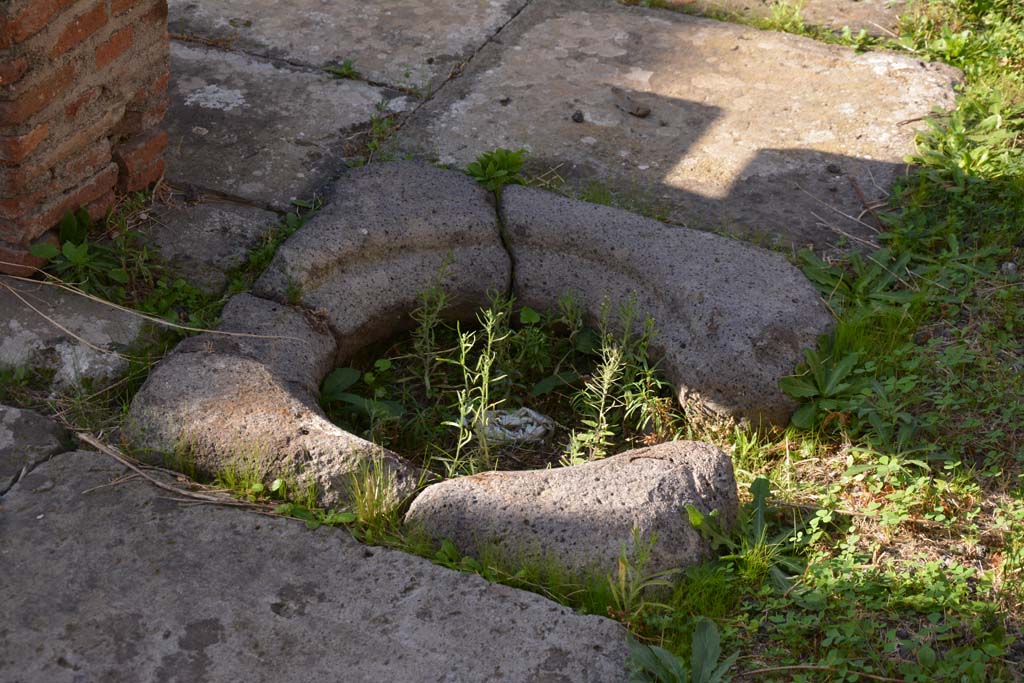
(601, 0, 1024, 680)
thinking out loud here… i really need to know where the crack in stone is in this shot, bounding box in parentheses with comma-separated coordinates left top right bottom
(0, 446, 76, 498)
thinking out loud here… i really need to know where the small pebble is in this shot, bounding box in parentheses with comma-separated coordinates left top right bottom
(571, 110, 584, 123)
(1000, 261, 1018, 276)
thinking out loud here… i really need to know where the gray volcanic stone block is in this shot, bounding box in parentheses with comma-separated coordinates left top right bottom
(0, 405, 71, 495)
(684, 0, 909, 36)
(166, 42, 406, 209)
(501, 185, 833, 425)
(140, 199, 280, 295)
(168, 0, 531, 91)
(0, 450, 629, 682)
(405, 441, 738, 576)
(126, 294, 421, 507)
(401, 0, 959, 247)
(254, 162, 511, 361)
(0, 276, 147, 389)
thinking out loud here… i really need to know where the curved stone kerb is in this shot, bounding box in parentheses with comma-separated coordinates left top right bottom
(253, 162, 511, 362)
(126, 294, 422, 507)
(405, 441, 739, 576)
(500, 185, 834, 425)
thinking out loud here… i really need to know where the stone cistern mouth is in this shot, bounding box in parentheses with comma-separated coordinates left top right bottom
(127, 161, 833, 575)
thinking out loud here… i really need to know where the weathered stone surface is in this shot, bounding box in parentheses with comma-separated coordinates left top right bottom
(166, 42, 405, 209)
(126, 294, 422, 507)
(682, 0, 908, 36)
(501, 185, 833, 425)
(0, 276, 147, 389)
(0, 450, 629, 682)
(0, 405, 71, 495)
(406, 441, 738, 575)
(254, 162, 511, 361)
(140, 198, 280, 295)
(401, 0, 959, 247)
(168, 0, 530, 91)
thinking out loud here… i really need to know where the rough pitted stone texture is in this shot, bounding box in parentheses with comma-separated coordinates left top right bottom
(0, 451, 629, 682)
(0, 405, 71, 495)
(401, 0, 960, 247)
(406, 441, 738, 576)
(501, 185, 833, 425)
(140, 199, 280, 295)
(254, 162, 511, 361)
(127, 294, 422, 507)
(168, 0, 530, 90)
(0, 276, 147, 389)
(684, 0, 908, 36)
(166, 42, 407, 209)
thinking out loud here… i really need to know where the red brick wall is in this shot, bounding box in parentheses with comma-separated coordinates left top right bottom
(0, 0, 169, 276)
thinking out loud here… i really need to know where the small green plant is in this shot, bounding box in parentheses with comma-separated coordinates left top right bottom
(321, 366, 405, 424)
(607, 528, 678, 628)
(30, 209, 132, 300)
(27, 198, 221, 327)
(799, 247, 918, 314)
(346, 454, 404, 543)
(324, 59, 360, 80)
(778, 338, 869, 431)
(564, 343, 623, 464)
(627, 618, 737, 683)
(466, 147, 527, 193)
(440, 304, 510, 475)
(409, 259, 451, 395)
(687, 478, 808, 593)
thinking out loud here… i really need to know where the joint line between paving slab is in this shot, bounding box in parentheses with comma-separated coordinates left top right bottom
(169, 34, 423, 99)
(1, 446, 77, 498)
(393, 0, 539, 133)
(166, 180, 288, 216)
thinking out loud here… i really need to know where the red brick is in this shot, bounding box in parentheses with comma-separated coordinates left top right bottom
(63, 87, 99, 119)
(111, 0, 150, 16)
(0, 123, 49, 164)
(0, 58, 29, 87)
(61, 136, 111, 186)
(2, 163, 118, 243)
(85, 188, 116, 220)
(1, 108, 119, 195)
(113, 129, 167, 176)
(114, 97, 168, 139)
(0, 237, 53, 277)
(0, 165, 42, 199)
(0, 0, 77, 49)
(0, 190, 45, 219)
(95, 26, 133, 70)
(128, 68, 170, 109)
(50, 2, 108, 59)
(0, 63, 75, 127)
(117, 156, 163, 192)
(141, 2, 169, 28)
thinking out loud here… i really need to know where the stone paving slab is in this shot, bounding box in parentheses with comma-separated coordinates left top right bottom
(0, 404, 71, 495)
(401, 0, 959, 248)
(166, 42, 405, 209)
(168, 0, 530, 92)
(140, 198, 280, 295)
(680, 0, 908, 36)
(0, 450, 629, 682)
(0, 276, 147, 389)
